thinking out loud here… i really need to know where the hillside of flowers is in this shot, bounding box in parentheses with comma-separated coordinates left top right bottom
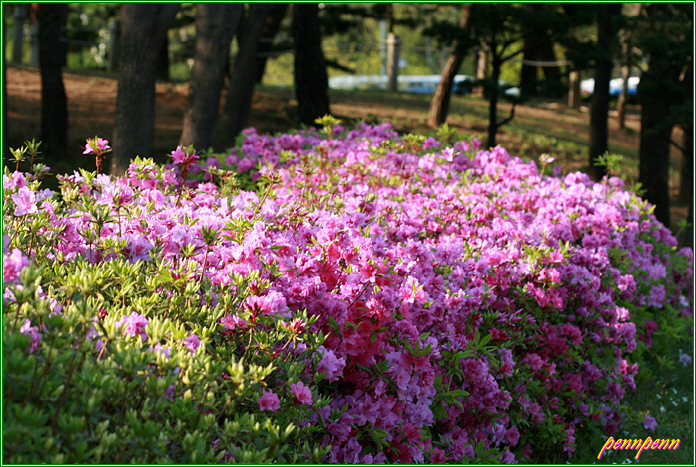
(3, 121, 692, 463)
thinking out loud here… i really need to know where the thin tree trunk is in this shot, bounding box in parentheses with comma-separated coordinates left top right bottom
(254, 3, 288, 83)
(616, 41, 630, 129)
(111, 4, 179, 176)
(217, 4, 271, 150)
(37, 3, 68, 160)
(427, 3, 472, 128)
(589, 4, 620, 181)
(180, 4, 242, 149)
(293, 3, 330, 126)
(487, 54, 501, 148)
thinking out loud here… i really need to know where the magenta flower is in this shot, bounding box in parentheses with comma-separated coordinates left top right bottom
(20, 319, 42, 353)
(3, 248, 30, 283)
(258, 389, 280, 412)
(220, 314, 247, 331)
(115, 312, 149, 343)
(643, 414, 658, 432)
(183, 333, 200, 353)
(11, 186, 38, 216)
(170, 145, 199, 165)
(679, 352, 692, 366)
(170, 146, 188, 164)
(290, 382, 313, 405)
(83, 137, 111, 155)
(318, 347, 346, 381)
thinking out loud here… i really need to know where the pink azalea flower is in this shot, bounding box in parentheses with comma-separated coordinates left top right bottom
(83, 137, 110, 155)
(11, 186, 38, 216)
(183, 333, 200, 353)
(115, 312, 149, 343)
(643, 414, 658, 432)
(3, 248, 30, 283)
(258, 389, 280, 412)
(290, 382, 313, 405)
(20, 319, 42, 353)
(170, 146, 188, 164)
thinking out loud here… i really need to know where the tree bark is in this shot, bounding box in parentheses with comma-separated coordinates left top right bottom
(37, 3, 68, 161)
(639, 72, 673, 229)
(427, 3, 472, 128)
(589, 4, 620, 181)
(217, 4, 272, 150)
(487, 53, 501, 148)
(254, 3, 289, 83)
(293, 3, 331, 126)
(180, 4, 242, 150)
(111, 4, 179, 176)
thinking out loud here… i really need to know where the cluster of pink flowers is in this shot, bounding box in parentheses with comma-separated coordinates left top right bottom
(2, 123, 691, 463)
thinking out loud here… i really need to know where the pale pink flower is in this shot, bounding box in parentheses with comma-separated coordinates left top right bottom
(115, 312, 149, 343)
(183, 333, 200, 353)
(20, 319, 42, 353)
(258, 389, 280, 411)
(83, 137, 110, 155)
(643, 414, 658, 432)
(11, 186, 38, 216)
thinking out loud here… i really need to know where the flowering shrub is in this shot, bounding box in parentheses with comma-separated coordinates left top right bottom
(3, 122, 692, 464)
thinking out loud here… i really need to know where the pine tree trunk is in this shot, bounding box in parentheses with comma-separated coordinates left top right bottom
(254, 3, 289, 83)
(111, 4, 179, 176)
(293, 3, 330, 126)
(427, 4, 472, 128)
(639, 70, 674, 229)
(217, 4, 271, 150)
(180, 4, 242, 150)
(487, 55, 501, 148)
(589, 4, 620, 181)
(37, 3, 68, 160)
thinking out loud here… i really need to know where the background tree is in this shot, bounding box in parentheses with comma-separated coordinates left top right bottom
(217, 4, 273, 150)
(426, 4, 473, 128)
(636, 3, 693, 229)
(36, 3, 69, 160)
(293, 3, 330, 126)
(111, 4, 179, 176)
(179, 4, 242, 150)
(588, 4, 622, 181)
(466, 4, 528, 148)
(254, 3, 289, 84)
(518, 4, 563, 99)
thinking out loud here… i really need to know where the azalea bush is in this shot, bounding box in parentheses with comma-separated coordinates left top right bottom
(3, 121, 692, 463)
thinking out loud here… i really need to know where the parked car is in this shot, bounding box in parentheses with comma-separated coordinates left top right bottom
(580, 76, 640, 98)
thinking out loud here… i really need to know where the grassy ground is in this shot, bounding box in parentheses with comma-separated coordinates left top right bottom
(5, 68, 694, 464)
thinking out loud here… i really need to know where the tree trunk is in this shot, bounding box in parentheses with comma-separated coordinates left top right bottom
(638, 69, 675, 229)
(678, 57, 693, 207)
(156, 34, 170, 82)
(473, 46, 488, 97)
(487, 54, 501, 148)
(427, 3, 472, 128)
(520, 33, 539, 98)
(254, 3, 289, 83)
(589, 4, 620, 181)
(217, 4, 271, 150)
(293, 3, 331, 126)
(37, 3, 68, 161)
(111, 4, 179, 176)
(180, 4, 242, 150)
(3, 15, 9, 159)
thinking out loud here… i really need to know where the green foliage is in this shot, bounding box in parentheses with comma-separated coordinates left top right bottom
(2, 158, 333, 464)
